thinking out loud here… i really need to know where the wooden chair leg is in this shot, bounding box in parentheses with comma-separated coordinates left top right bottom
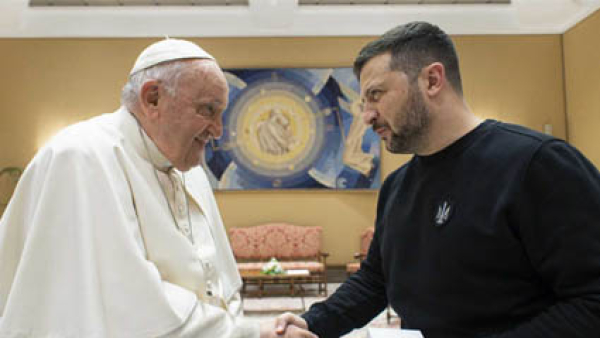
(323, 273, 328, 296)
(387, 306, 391, 324)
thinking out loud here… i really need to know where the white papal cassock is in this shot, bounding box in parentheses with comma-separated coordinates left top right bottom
(0, 107, 259, 338)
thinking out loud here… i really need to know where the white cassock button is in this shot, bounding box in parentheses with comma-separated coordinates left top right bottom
(206, 280, 213, 296)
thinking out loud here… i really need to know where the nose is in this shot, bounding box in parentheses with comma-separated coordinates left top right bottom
(362, 104, 378, 126)
(206, 114, 223, 140)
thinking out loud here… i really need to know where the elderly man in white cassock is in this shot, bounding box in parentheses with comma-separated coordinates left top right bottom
(0, 39, 316, 338)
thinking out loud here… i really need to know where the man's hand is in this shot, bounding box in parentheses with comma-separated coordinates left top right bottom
(274, 312, 309, 334)
(259, 313, 317, 338)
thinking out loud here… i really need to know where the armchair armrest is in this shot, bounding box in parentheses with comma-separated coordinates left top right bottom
(353, 252, 366, 261)
(318, 252, 329, 264)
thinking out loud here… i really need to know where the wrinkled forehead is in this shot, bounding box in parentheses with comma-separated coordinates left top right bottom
(182, 59, 224, 81)
(361, 54, 391, 81)
(182, 63, 228, 111)
(180, 60, 228, 92)
(358, 55, 392, 98)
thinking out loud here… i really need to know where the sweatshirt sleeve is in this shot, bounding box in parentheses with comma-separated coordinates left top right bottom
(489, 140, 600, 338)
(301, 174, 395, 338)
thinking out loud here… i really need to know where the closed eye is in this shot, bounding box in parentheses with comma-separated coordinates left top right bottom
(197, 104, 217, 118)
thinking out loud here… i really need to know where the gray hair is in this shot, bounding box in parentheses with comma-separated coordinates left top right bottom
(120, 60, 190, 110)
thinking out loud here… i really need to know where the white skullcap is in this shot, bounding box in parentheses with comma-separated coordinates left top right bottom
(130, 38, 215, 76)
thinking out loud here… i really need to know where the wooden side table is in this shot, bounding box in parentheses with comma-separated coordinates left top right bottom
(240, 269, 311, 311)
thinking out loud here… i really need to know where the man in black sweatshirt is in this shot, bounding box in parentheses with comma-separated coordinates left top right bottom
(275, 21, 600, 338)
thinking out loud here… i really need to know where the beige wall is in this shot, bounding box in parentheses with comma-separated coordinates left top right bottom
(564, 10, 600, 168)
(0, 35, 565, 264)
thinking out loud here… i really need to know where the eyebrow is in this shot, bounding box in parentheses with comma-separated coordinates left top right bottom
(193, 98, 224, 107)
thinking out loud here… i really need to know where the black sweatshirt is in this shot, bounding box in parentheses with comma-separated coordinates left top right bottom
(302, 120, 600, 338)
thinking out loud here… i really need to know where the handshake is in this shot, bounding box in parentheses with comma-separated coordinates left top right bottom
(259, 312, 318, 338)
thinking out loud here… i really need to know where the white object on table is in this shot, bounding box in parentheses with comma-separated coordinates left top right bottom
(367, 328, 424, 338)
(286, 269, 310, 276)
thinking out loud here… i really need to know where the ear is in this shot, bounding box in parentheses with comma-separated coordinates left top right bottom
(420, 62, 445, 98)
(139, 80, 161, 119)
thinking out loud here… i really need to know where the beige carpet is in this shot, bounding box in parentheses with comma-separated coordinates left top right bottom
(242, 283, 400, 338)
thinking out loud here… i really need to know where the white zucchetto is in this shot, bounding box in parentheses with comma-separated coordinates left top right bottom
(130, 38, 215, 76)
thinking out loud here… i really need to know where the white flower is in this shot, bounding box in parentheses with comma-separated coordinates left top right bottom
(261, 257, 284, 275)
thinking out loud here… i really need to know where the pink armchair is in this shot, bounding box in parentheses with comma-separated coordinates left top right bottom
(346, 226, 375, 275)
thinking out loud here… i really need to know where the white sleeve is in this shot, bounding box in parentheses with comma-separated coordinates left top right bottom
(0, 143, 257, 338)
(161, 291, 260, 338)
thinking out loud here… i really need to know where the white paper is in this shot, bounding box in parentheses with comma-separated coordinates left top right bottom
(367, 328, 424, 338)
(286, 269, 310, 276)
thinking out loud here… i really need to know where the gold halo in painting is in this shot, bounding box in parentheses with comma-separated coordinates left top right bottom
(227, 79, 326, 180)
(236, 89, 317, 175)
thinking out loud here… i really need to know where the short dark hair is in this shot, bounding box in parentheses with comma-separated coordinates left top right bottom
(353, 21, 463, 96)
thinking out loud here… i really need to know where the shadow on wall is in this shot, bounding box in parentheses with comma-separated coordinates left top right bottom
(0, 167, 23, 217)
